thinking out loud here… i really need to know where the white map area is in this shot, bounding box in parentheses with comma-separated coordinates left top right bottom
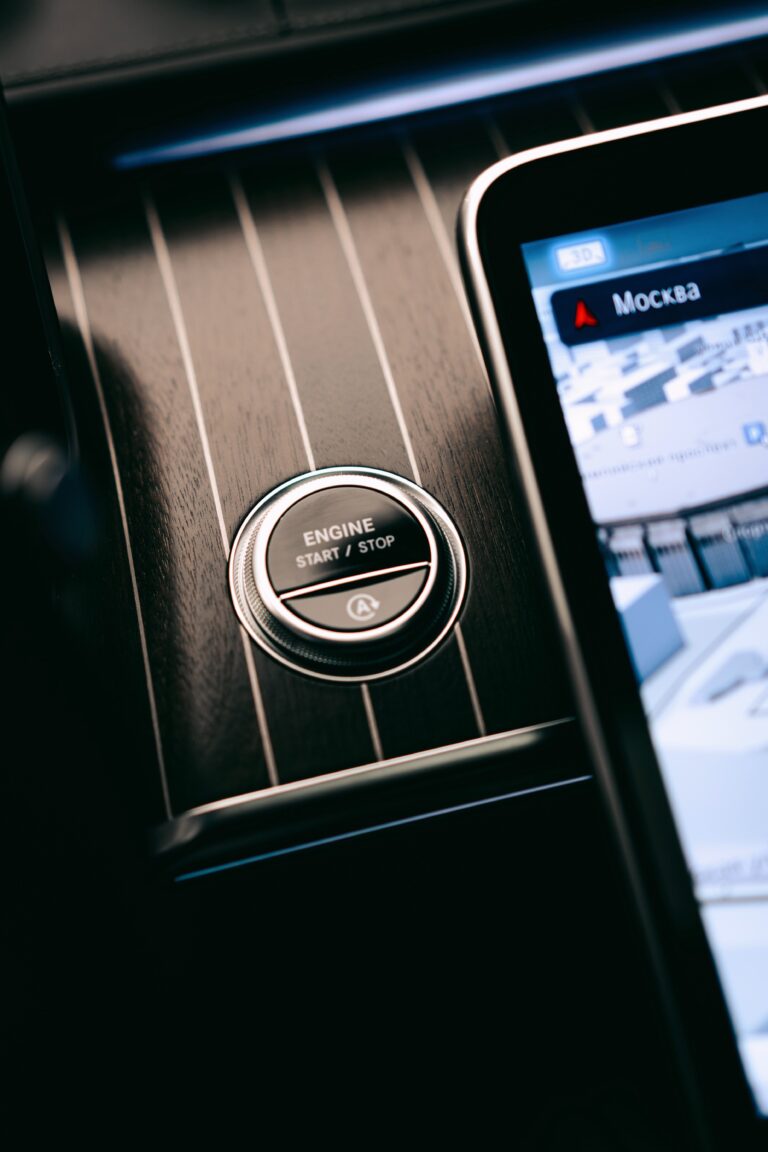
(533, 258, 768, 1115)
(643, 580, 768, 902)
(532, 292, 768, 444)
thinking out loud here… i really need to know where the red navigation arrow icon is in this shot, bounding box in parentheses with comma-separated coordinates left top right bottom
(574, 299, 599, 329)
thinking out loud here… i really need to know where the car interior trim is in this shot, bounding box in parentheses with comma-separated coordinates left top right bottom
(114, 7, 768, 169)
(177, 716, 575, 820)
(55, 212, 173, 820)
(174, 771, 591, 883)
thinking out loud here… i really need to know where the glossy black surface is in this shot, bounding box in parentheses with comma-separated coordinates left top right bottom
(551, 248, 768, 346)
(7, 772, 688, 1147)
(267, 483, 430, 593)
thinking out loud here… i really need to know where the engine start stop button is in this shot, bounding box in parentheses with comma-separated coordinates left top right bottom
(229, 467, 467, 682)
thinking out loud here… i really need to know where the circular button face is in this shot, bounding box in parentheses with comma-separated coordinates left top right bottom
(229, 467, 467, 682)
(266, 485, 431, 595)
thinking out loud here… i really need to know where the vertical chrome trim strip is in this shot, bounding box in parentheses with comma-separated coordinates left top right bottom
(144, 191, 279, 788)
(401, 138, 487, 373)
(401, 136, 487, 736)
(659, 84, 682, 115)
(484, 115, 509, 160)
(360, 683, 384, 761)
(229, 173, 318, 473)
(319, 154, 487, 735)
(571, 99, 596, 135)
(320, 153, 486, 735)
(144, 192, 229, 554)
(56, 214, 172, 820)
(454, 624, 487, 736)
(240, 639, 279, 787)
(230, 169, 383, 758)
(317, 158, 423, 486)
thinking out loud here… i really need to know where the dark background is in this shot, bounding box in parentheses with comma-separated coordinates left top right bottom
(3, 1, 765, 1141)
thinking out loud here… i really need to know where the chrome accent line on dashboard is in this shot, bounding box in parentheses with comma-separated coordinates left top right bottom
(230, 169, 386, 761)
(400, 135, 488, 736)
(571, 100, 597, 136)
(317, 158, 423, 487)
(144, 192, 230, 555)
(229, 172, 318, 474)
(113, 9, 768, 169)
(360, 682, 384, 761)
(318, 156, 483, 727)
(144, 190, 280, 788)
(56, 214, 173, 819)
(173, 715, 577, 820)
(484, 114, 509, 161)
(239, 639, 277, 785)
(174, 771, 591, 882)
(402, 137, 486, 376)
(454, 623, 487, 736)
(230, 169, 387, 758)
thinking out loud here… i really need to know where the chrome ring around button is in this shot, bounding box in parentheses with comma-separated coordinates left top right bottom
(228, 466, 468, 682)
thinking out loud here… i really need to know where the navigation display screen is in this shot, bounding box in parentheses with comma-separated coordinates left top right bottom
(523, 191, 768, 1116)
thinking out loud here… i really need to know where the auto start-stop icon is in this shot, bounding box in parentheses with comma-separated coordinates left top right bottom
(346, 592, 381, 622)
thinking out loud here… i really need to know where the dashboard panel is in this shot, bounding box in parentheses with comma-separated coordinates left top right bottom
(4, 4, 768, 1142)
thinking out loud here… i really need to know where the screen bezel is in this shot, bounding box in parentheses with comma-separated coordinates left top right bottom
(461, 96, 768, 1150)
